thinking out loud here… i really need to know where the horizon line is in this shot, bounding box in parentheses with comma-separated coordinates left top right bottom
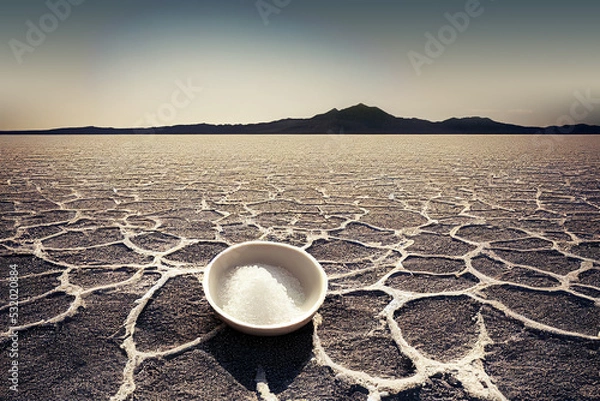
(3, 103, 597, 133)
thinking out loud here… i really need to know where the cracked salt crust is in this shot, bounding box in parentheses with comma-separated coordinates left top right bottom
(0, 135, 598, 401)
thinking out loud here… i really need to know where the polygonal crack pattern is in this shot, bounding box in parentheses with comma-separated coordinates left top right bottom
(134, 275, 220, 352)
(394, 295, 482, 363)
(318, 292, 416, 379)
(0, 135, 598, 401)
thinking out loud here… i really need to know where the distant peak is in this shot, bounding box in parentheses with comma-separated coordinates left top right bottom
(343, 103, 376, 111)
(336, 104, 395, 119)
(321, 104, 388, 115)
(444, 116, 497, 124)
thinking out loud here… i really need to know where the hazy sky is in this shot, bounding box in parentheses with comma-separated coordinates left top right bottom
(1, 0, 599, 130)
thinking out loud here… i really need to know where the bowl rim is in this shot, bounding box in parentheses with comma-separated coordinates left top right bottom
(203, 240, 328, 334)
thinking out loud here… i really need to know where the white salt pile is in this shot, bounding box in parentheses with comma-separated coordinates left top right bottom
(220, 264, 306, 325)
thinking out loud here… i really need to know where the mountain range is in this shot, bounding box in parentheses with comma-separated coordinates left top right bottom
(2, 104, 599, 134)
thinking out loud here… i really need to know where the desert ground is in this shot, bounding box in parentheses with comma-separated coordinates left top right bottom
(1, 134, 599, 400)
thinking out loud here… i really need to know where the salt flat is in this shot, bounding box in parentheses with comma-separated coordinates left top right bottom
(1, 134, 599, 401)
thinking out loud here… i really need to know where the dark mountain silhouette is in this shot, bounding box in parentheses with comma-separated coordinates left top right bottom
(2, 104, 599, 134)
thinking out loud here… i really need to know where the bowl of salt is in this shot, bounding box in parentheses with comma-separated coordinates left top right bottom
(203, 241, 328, 336)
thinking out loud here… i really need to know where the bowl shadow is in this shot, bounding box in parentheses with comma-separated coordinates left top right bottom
(202, 322, 314, 393)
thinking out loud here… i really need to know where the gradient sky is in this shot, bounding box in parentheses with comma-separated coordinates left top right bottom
(1, 0, 599, 130)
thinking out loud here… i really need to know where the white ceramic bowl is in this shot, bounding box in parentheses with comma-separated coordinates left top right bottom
(203, 241, 328, 336)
